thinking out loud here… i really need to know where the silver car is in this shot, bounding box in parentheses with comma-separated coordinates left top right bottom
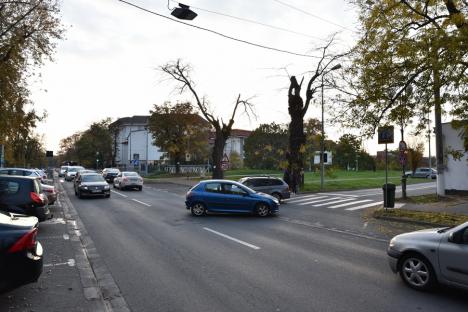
(410, 167, 437, 179)
(64, 166, 84, 181)
(239, 176, 290, 202)
(387, 222, 468, 291)
(113, 171, 143, 191)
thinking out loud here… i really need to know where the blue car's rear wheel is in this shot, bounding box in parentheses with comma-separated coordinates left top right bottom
(191, 203, 206, 216)
(256, 203, 270, 217)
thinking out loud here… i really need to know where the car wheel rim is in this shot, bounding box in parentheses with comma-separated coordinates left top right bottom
(402, 258, 429, 287)
(258, 204, 269, 217)
(192, 204, 204, 215)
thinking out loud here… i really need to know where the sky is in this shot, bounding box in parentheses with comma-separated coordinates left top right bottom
(30, 0, 436, 156)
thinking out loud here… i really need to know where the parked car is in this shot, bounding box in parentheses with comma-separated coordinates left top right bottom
(74, 173, 110, 198)
(41, 183, 57, 205)
(0, 211, 43, 293)
(238, 176, 290, 201)
(59, 166, 69, 177)
(113, 171, 143, 191)
(387, 222, 468, 291)
(102, 168, 120, 183)
(0, 176, 51, 222)
(64, 166, 84, 181)
(185, 180, 279, 217)
(0, 168, 43, 181)
(408, 167, 437, 179)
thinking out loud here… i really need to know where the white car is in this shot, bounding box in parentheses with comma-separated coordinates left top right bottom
(59, 166, 69, 177)
(113, 171, 143, 191)
(64, 166, 84, 181)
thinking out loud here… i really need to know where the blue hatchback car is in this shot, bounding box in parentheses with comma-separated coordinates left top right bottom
(185, 180, 279, 217)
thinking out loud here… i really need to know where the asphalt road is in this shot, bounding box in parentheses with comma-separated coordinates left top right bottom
(61, 180, 467, 312)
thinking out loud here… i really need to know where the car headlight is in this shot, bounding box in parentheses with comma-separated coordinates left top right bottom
(104, 185, 110, 190)
(81, 186, 88, 190)
(273, 199, 280, 205)
(389, 238, 396, 248)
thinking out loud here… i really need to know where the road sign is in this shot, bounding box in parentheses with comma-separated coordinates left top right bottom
(46, 150, 53, 157)
(398, 140, 407, 152)
(314, 151, 332, 165)
(378, 126, 394, 144)
(132, 159, 140, 166)
(221, 154, 230, 171)
(399, 153, 407, 166)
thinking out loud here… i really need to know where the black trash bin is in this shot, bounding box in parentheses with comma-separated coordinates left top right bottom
(382, 183, 396, 208)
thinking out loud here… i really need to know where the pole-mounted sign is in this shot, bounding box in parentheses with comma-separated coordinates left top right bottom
(378, 126, 394, 144)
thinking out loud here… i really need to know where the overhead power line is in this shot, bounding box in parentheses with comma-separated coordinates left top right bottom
(117, 0, 323, 59)
(270, 0, 355, 33)
(168, 0, 325, 40)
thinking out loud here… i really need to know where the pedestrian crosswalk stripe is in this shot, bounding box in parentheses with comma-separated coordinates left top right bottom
(298, 197, 341, 205)
(328, 199, 372, 209)
(317, 193, 359, 198)
(287, 195, 327, 203)
(345, 201, 383, 211)
(313, 198, 356, 207)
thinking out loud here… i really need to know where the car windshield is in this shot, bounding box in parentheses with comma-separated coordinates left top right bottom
(68, 168, 78, 172)
(82, 175, 105, 182)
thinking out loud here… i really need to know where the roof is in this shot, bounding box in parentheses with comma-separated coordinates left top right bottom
(229, 129, 252, 138)
(110, 116, 149, 128)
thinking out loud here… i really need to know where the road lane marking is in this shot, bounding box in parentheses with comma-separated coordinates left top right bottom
(317, 193, 359, 197)
(286, 194, 323, 202)
(131, 198, 151, 207)
(111, 190, 128, 198)
(313, 198, 356, 207)
(298, 197, 341, 205)
(44, 259, 76, 268)
(203, 227, 261, 250)
(345, 201, 383, 211)
(328, 199, 372, 209)
(288, 196, 327, 204)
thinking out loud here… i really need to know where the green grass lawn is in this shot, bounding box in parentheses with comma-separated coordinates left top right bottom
(223, 168, 433, 192)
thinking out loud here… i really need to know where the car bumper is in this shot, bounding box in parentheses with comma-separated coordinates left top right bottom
(79, 189, 110, 197)
(105, 176, 117, 182)
(36, 205, 51, 222)
(281, 191, 291, 199)
(122, 182, 143, 188)
(1, 242, 43, 293)
(387, 247, 401, 273)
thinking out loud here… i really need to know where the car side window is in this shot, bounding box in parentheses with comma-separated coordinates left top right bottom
(33, 180, 41, 193)
(461, 228, 468, 244)
(222, 183, 246, 195)
(270, 179, 283, 186)
(243, 180, 253, 187)
(0, 181, 20, 195)
(205, 183, 222, 193)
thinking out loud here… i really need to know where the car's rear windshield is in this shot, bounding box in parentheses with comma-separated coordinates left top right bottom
(82, 175, 105, 182)
(124, 172, 138, 176)
(107, 169, 119, 173)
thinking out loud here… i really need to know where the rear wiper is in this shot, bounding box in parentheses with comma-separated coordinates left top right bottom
(437, 227, 453, 233)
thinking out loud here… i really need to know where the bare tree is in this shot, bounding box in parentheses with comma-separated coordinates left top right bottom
(160, 59, 254, 179)
(286, 39, 344, 191)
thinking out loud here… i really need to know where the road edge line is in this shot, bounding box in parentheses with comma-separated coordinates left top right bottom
(58, 181, 131, 312)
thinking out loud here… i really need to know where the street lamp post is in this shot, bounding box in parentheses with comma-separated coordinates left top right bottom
(320, 64, 342, 191)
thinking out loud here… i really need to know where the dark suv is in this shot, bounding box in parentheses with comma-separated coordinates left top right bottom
(0, 176, 51, 222)
(239, 177, 290, 201)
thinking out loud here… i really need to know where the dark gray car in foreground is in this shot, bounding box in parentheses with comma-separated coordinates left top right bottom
(387, 222, 468, 291)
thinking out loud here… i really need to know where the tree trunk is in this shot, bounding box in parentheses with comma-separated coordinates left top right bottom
(211, 130, 227, 179)
(288, 77, 306, 192)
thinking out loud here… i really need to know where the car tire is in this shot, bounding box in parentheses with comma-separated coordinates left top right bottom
(105, 194, 110, 198)
(78, 191, 83, 199)
(272, 193, 282, 202)
(113, 183, 116, 189)
(399, 253, 436, 291)
(119, 183, 123, 190)
(256, 202, 270, 217)
(138, 186, 142, 191)
(190, 203, 206, 216)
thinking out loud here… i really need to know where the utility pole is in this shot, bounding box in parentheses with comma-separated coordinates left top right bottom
(427, 111, 432, 169)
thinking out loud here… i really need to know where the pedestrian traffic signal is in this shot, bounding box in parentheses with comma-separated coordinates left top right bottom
(323, 152, 328, 163)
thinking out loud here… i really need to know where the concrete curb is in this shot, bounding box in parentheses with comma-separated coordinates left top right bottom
(57, 181, 131, 312)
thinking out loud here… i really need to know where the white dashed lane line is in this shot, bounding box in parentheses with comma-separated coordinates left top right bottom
(44, 259, 76, 268)
(203, 227, 261, 250)
(111, 190, 128, 198)
(131, 199, 151, 207)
